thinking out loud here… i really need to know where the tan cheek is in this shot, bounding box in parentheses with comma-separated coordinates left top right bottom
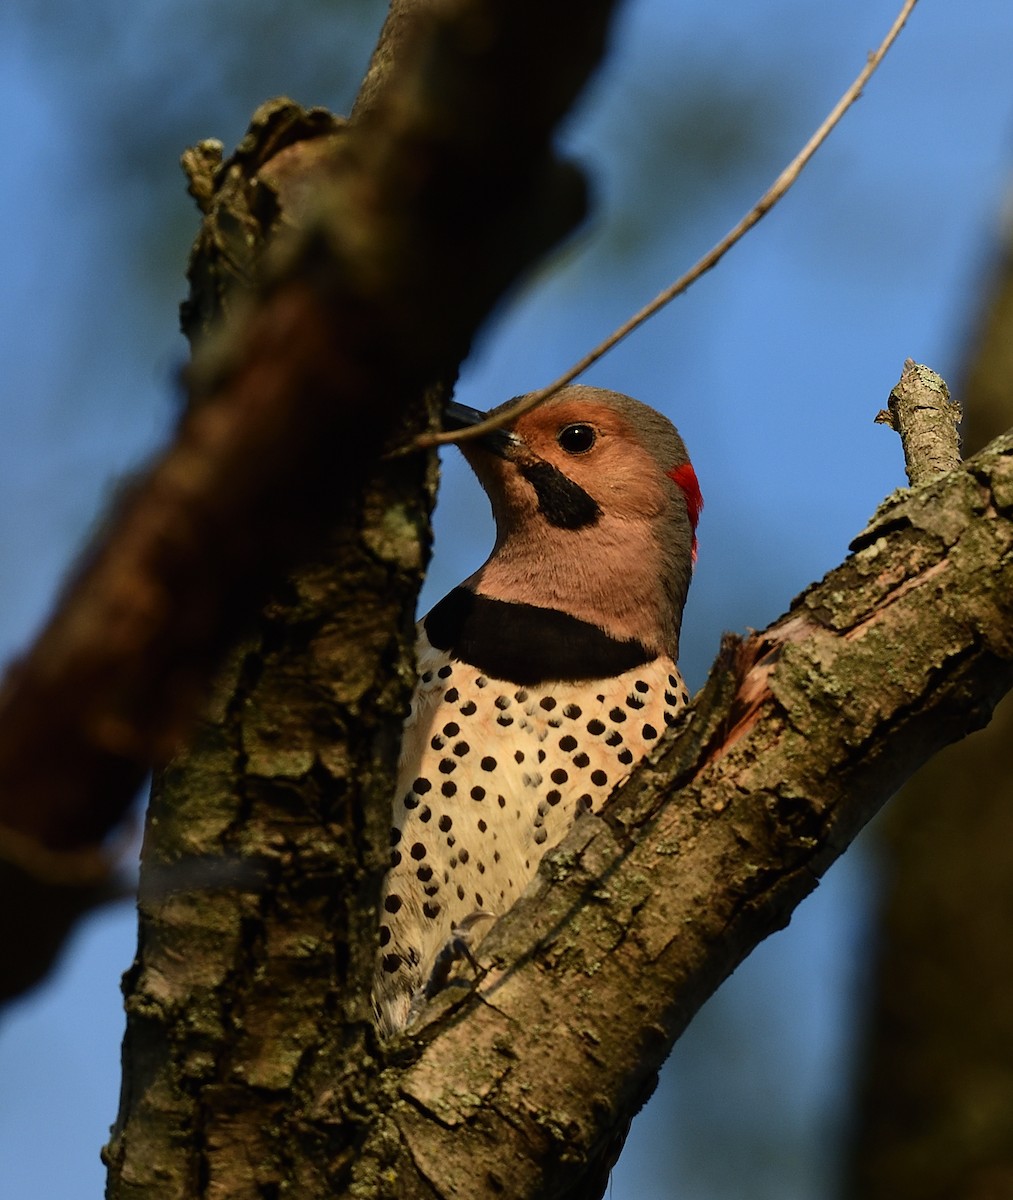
(582, 453, 666, 518)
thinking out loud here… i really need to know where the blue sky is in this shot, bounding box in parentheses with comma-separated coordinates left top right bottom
(2, 1, 1012, 1197)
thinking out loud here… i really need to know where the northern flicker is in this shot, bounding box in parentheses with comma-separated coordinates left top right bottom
(372, 385, 702, 1036)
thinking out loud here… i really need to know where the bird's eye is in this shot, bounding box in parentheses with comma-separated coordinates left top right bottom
(557, 423, 596, 454)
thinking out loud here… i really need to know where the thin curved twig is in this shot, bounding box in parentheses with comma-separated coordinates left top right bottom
(418, 0, 921, 448)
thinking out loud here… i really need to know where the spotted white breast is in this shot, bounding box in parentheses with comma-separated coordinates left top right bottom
(372, 625, 688, 1036)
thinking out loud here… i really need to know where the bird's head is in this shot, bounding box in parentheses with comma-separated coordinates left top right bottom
(445, 385, 702, 659)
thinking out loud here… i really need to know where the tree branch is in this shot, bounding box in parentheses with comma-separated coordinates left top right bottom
(876, 358, 963, 485)
(420, 0, 923, 449)
(362, 427, 1013, 1199)
(0, 0, 618, 1001)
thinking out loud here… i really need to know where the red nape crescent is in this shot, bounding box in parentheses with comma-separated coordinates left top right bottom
(668, 461, 703, 560)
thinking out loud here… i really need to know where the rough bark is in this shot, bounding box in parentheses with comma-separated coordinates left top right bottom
(875, 359, 963, 486)
(847, 212, 1013, 1200)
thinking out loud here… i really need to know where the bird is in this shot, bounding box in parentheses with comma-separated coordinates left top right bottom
(372, 385, 702, 1037)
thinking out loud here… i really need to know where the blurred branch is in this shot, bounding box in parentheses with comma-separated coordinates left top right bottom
(0, 0, 617, 1001)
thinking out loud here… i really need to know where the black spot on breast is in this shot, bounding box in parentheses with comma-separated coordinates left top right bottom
(591, 769, 608, 787)
(559, 735, 578, 751)
(441, 781, 457, 797)
(439, 815, 453, 832)
(643, 723, 659, 740)
(609, 707, 627, 723)
(384, 894, 403, 914)
(410, 842, 426, 860)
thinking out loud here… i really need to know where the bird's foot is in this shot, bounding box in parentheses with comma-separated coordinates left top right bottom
(421, 910, 497, 1003)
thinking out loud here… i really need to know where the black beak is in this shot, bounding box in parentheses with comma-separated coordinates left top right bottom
(443, 401, 488, 430)
(443, 401, 517, 457)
